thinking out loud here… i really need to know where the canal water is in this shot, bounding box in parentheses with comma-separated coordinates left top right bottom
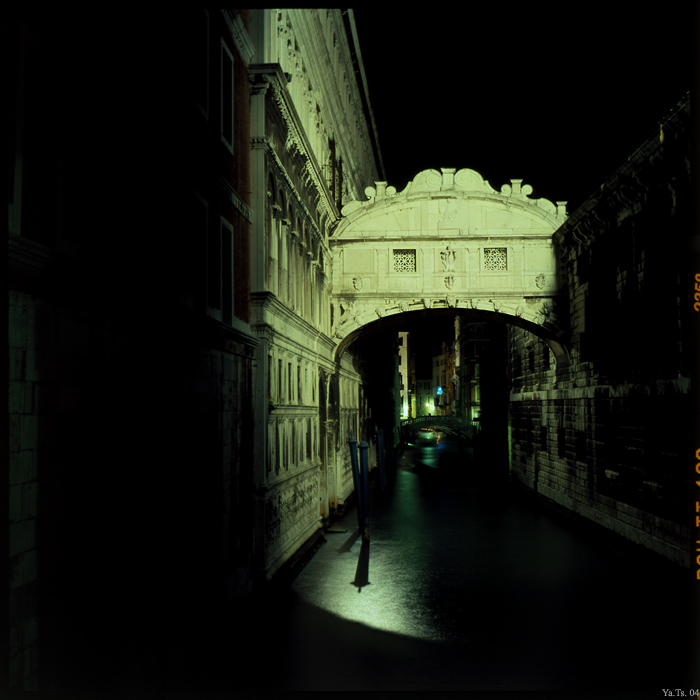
(236, 435, 697, 696)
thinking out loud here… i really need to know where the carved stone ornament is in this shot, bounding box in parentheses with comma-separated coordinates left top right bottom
(535, 273, 546, 290)
(352, 276, 364, 291)
(440, 247, 456, 272)
(438, 199, 459, 223)
(444, 276, 455, 290)
(538, 301, 553, 322)
(341, 299, 357, 318)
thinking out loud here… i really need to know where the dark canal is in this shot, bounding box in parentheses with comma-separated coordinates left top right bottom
(233, 434, 697, 697)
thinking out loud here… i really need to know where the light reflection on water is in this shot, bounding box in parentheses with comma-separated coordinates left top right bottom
(285, 436, 694, 690)
(291, 443, 471, 642)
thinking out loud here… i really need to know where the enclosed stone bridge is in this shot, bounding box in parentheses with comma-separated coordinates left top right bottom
(329, 167, 569, 362)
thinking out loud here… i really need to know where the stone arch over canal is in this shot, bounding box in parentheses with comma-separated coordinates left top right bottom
(329, 167, 570, 363)
(327, 142, 694, 569)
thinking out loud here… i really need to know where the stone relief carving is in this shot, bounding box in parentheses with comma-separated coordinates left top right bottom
(536, 301, 561, 332)
(440, 246, 456, 271)
(439, 199, 459, 223)
(328, 167, 565, 343)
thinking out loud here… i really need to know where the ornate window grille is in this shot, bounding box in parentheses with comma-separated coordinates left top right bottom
(484, 247, 507, 271)
(393, 249, 417, 273)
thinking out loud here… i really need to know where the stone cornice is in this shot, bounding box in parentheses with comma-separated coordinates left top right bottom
(249, 63, 340, 227)
(287, 9, 384, 195)
(250, 291, 335, 354)
(252, 133, 331, 260)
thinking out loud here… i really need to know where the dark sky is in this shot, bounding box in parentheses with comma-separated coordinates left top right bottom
(352, 8, 694, 213)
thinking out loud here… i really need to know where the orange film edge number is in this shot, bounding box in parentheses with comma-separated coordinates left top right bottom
(695, 274, 700, 311)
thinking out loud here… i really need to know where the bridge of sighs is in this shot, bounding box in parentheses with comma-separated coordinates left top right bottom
(329, 167, 569, 360)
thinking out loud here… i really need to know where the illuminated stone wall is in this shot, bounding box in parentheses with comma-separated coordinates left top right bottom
(330, 167, 567, 352)
(509, 94, 692, 566)
(248, 9, 383, 579)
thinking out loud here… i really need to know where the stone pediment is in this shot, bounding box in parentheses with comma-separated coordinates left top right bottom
(334, 167, 567, 240)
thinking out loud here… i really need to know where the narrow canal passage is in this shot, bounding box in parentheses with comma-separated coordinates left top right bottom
(238, 435, 696, 695)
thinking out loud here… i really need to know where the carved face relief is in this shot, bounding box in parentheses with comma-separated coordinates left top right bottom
(536, 273, 546, 290)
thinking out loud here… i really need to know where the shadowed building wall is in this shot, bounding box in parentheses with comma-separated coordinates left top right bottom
(508, 95, 692, 566)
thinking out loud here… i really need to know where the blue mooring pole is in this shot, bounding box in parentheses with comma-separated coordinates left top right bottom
(348, 434, 363, 531)
(385, 424, 395, 484)
(359, 436, 370, 541)
(377, 428, 387, 489)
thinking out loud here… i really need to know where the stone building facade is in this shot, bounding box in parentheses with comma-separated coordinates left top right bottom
(508, 94, 692, 565)
(186, 9, 258, 602)
(6, 7, 262, 690)
(246, 9, 383, 579)
(5, 7, 693, 694)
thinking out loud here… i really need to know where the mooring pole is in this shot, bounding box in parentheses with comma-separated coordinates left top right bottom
(377, 428, 387, 489)
(359, 436, 370, 541)
(348, 434, 363, 531)
(386, 424, 395, 483)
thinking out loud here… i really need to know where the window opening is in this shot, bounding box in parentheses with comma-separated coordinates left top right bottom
(393, 249, 416, 273)
(221, 40, 234, 151)
(484, 247, 507, 271)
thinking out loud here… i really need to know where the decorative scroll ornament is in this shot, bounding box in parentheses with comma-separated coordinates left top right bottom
(444, 276, 455, 290)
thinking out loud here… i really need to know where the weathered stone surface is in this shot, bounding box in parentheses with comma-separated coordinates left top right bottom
(509, 94, 692, 566)
(331, 168, 566, 351)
